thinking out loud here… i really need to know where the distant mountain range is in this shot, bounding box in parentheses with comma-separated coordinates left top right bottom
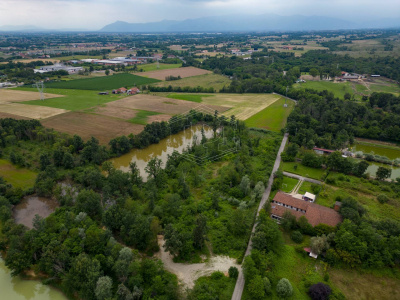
(99, 14, 400, 33)
(1, 14, 400, 33)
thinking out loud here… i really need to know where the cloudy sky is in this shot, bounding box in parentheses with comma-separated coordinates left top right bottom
(0, 0, 399, 30)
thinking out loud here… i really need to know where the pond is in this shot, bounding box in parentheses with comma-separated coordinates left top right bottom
(0, 257, 67, 300)
(109, 124, 214, 179)
(13, 196, 59, 229)
(365, 161, 400, 180)
(352, 143, 400, 160)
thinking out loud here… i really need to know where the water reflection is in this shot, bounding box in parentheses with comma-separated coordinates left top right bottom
(13, 196, 59, 229)
(0, 257, 67, 300)
(109, 125, 214, 178)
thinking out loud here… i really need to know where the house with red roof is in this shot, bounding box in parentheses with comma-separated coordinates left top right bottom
(270, 192, 342, 227)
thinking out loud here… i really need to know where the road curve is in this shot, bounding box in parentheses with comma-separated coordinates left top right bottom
(231, 133, 289, 300)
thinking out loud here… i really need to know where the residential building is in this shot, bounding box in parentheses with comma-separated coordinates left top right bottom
(270, 192, 342, 227)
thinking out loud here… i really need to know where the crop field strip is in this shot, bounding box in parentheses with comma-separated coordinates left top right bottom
(107, 94, 229, 115)
(41, 111, 144, 144)
(44, 73, 160, 90)
(140, 66, 211, 80)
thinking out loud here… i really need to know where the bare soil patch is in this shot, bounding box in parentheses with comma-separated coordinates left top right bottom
(147, 114, 172, 123)
(155, 236, 239, 288)
(0, 112, 30, 120)
(41, 112, 144, 144)
(88, 105, 138, 120)
(0, 103, 67, 119)
(0, 89, 63, 103)
(140, 67, 211, 80)
(108, 94, 229, 115)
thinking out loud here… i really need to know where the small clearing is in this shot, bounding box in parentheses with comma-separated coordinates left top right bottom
(140, 67, 211, 80)
(156, 236, 239, 288)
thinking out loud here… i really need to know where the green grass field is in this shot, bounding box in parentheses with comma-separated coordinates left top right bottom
(0, 159, 37, 189)
(281, 176, 299, 193)
(166, 94, 212, 103)
(294, 81, 355, 99)
(19, 88, 126, 111)
(280, 162, 326, 180)
(134, 63, 182, 72)
(45, 73, 160, 90)
(129, 110, 161, 125)
(297, 181, 314, 195)
(245, 98, 295, 131)
(152, 73, 231, 92)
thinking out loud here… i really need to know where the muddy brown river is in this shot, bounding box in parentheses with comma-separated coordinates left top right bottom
(109, 124, 214, 178)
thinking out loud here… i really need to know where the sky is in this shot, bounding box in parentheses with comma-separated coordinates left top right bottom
(0, 0, 399, 30)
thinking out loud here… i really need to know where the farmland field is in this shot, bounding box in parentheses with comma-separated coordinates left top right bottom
(0, 103, 68, 120)
(129, 110, 162, 125)
(167, 94, 212, 103)
(135, 63, 182, 72)
(140, 67, 211, 80)
(107, 94, 229, 115)
(44, 73, 160, 90)
(41, 112, 144, 144)
(152, 73, 231, 91)
(21, 88, 127, 111)
(0, 89, 63, 103)
(0, 159, 37, 189)
(245, 97, 295, 131)
(294, 79, 400, 99)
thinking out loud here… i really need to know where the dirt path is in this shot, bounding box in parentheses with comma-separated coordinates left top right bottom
(155, 236, 239, 288)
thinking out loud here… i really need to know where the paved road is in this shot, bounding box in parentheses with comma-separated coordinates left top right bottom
(282, 171, 323, 185)
(231, 133, 289, 300)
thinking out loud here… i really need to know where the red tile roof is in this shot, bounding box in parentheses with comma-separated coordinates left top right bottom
(273, 192, 309, 211)
(313, 147, 335, 153)
(271, 192, 342, 227)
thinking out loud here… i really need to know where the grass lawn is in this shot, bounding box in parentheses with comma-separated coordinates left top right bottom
(19, 88, 127, 111)
(294, 81, 355, 99)
(166, 93, 212, 103)
(129, 110, 161, 125)
(280, 161, 326, 180)
(44, 73, 160, 90)
(245, 98, 295, 131)
(281, 176, 298, 193)
(0, 159, 37, 189)
(134, 63, 182, 72)
(297, 181, 314, 195)
(152, 73, 231, 92)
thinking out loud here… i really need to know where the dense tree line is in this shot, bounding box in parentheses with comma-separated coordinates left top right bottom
(286, 90, 400, 148)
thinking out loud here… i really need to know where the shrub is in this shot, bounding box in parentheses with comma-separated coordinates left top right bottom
(377, 194, 389, 204)
(228, 266, 239, 279)
(276, 278, 293, 299)
(291, 230, 303, 243)
(309, 282, 332, 300)
(263, 277, 272, 295)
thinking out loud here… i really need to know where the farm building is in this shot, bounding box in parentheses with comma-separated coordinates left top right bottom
(270, 192, 342, 227)
(34, 64, 84, 74)
(302, 192, 316, 202)
(313, 147, 335, 155)
(112, 87, 127, 94)
(127, 87, 140, 95)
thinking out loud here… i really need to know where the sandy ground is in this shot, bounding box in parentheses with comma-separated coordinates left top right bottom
(156, 236, 239, 288)
(42, 111, 144, 144)
(0, 103, 68, 119)
(141, 67, 211, 80)
(0, 89, 63, 103)
(108, 94, 229, 115)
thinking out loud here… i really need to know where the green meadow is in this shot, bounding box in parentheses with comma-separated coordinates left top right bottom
(0, 159, 37, 189)
(45, 73, 160, 90)
(245, 98, 295, 132)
